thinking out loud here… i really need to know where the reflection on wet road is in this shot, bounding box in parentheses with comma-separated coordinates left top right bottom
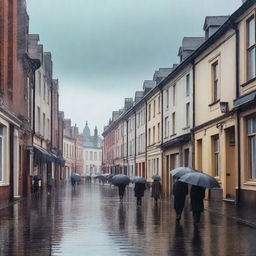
(0, 184, 256, 256)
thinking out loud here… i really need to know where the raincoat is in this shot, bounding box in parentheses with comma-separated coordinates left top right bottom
(151, 180, 162, 199)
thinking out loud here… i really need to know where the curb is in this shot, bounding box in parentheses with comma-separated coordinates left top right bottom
(205, 207, 256, 229)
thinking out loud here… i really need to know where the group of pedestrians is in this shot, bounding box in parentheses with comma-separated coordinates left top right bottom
(173, 178, 205, 227)
(117, 176, 205, 227)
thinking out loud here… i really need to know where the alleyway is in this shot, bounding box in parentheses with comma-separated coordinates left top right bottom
(0, 184, 256, 256)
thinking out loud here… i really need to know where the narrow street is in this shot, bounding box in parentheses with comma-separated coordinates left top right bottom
(0, 184, 256, 256)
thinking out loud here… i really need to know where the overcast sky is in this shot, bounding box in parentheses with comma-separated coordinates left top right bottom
(27, 0, 241, 135)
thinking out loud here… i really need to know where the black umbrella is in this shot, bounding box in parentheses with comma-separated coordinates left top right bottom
(179, 172, 220, 189)
(132, 176, 147, 184)
(152, 174, 161, 181)
(71, 173, 81, 182)
(112, 174, 130, 185)
(170, 167, 196, 178)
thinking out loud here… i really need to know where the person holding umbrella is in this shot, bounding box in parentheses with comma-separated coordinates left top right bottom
(151, 175, 162, 205)
(118, 184, 126, 201)
(173, 177, 188, 224)
(178, 171, 220, 227)
(112, 174, 130, 201)
(133, 177, 147, 206)
(190, 185, 205, 227)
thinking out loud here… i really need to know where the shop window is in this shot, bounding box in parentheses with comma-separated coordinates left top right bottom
(247, 116, 256, 179)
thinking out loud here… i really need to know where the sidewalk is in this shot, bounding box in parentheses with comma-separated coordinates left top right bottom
(204, 200, 256, 228)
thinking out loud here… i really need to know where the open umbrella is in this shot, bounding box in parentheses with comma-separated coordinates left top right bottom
(179, 172, 220, 189)
(152, 174, 161, 181)
(170, 167, 196, 178)
(112, 174, 130, 186)
(132, 176, 147, 184)
(71, 173, 81, 182)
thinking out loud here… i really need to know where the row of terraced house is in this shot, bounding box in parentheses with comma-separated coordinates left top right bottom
(102, 0, 256, 207)
(0, 0, 70, 208)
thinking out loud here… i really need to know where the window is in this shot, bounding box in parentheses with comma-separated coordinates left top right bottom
(212, 61, 219, 102)
(166, 89, 169, 108)
(85, 151, 88, 160)
(173, 84, 176, 106)
(148, 104, 151, 121)
(172, 112, 176, 134)
(94, 152, 97, 161)
(184, 149, 189, 167)
(0, 127, 3, 181)
(248, 116, 256, 179)
(153, 100, 156, 117)
(213, 136, 221, 177)
(37, 107, 40, 133)
(247, 17, 256, 80)
(99, 152, 101, 161)
(157, 122, 160, 142)
(43, 81, 46, 101)
(47, 118, 50, 140)
(164, 117, 169, 138)
(38, 71, 41, 95)
(148, 128, 151, 145)
(153, 126, 155, 144)
(186, 103, 190, 127)
(48, 88, 50, 105)
(186, 74, 190, 97)
(90, 152, 93, 160)
(158, 96, 161, 113)
(43, 113, 45, 137)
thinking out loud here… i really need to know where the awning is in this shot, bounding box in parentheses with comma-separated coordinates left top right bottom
(33, 145, 55, 163)
(51, 153, 65, 165)
(234, 91, 256, 109)
(160, 133, 191, 150)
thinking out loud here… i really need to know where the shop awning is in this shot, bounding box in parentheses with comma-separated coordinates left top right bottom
(234, 91, 256, 109)
(160, 133, 191, 150)
(33, 145, 55, 163)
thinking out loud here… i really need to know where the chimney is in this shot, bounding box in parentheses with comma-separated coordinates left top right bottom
(124, 98, 134, 111)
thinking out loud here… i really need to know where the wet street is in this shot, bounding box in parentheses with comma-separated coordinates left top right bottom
(0, 184, 256, 256)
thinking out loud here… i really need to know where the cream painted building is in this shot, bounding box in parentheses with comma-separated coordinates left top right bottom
(233, 1, 256, 207)
(135, 100, 146, 177)
(161, 61, 195, 195)
(145, 83, 162, 181)
(194, 16, 237, 201)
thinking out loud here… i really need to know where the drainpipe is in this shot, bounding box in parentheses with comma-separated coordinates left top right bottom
(233, 22, 241, 206)
(126, 119, 128, 176)
(134, 111, 137, 176)
(192, 61, 196, 169)
(145, 100, 148, 180)
(9, 125, 14, 202)
(160, 88, 164, 190)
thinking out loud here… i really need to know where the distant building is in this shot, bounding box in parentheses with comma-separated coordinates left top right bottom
(82, 122, 102, 175)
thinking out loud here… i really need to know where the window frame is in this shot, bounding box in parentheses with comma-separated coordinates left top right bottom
(0, 127, 4, 182)
(212, 135, 221, 178)
(212, 61, 219, 103)
(246, 15, 256, 81)
(247, 115, 256, 180)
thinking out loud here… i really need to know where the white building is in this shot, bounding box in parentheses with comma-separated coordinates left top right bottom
(82, 122, 102, 175)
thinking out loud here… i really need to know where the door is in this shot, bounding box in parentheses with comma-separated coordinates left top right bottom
(225, 127, 236, 199)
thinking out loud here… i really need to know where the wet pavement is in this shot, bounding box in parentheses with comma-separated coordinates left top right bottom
(0, 184, 256, 256)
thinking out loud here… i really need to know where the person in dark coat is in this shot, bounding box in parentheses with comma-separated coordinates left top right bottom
(134, 183, 147, 206)
(190, 185, 205, 227)
(118, 184, 126, 201)
(173, 178, 188, 223)
(151, 180, 162, 204)
(71, 177, 76, 188)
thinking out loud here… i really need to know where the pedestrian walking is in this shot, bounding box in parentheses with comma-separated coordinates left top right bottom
(71, 177, 76, 189)
(134, 183, 146, 206)
(173, 178, 188, 224)
(151, 180, 162, 204)
(190, 185, 205, 227)
(118, 184, 126, 201)
(32, 175, 40, 197)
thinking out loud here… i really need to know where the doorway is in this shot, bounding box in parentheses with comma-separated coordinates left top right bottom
(225, 127, 236, 199)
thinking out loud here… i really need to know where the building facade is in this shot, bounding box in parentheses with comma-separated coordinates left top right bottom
(82, 122, 102, 175)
